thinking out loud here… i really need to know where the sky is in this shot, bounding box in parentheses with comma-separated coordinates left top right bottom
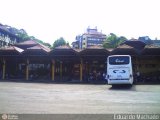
(0, 0, 160, 45)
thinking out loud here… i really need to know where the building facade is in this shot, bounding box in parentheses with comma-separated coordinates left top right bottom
(72, 27, 106, 49)
(0, 24, 20, 47)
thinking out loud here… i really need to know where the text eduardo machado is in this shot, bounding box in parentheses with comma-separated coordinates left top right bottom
(114, 114, 159, 120)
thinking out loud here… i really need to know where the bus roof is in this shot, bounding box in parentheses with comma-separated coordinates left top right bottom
(108, 55, 131, 57)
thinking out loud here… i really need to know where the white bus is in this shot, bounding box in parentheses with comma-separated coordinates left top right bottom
(106, 55, 133, 85)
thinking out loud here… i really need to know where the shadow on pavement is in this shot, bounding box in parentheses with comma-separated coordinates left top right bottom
(109, 84, 134, 90)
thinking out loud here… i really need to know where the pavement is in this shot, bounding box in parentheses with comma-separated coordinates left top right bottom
(0, 82, 160, 114)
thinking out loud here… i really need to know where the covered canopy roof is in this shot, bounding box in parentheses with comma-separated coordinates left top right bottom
(14, 40, 51, 56)
(15, 40, 37, 46)
(1, 40, 160, 59)
(120, 39, 146, 50)
(15, 40, 38, 49)
(15, 40, 50, 51)
(0, 46, 24, 56)
(27, 45, 50, 52)
(141, 45, 160, 55)
(80, 45, 109, 56)
(111, 44, 139, 55)
(79, 46, 110, 61)
(50, 45, 79, 60)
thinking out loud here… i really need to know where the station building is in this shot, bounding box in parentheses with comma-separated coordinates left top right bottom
(0, 39, 160, 83)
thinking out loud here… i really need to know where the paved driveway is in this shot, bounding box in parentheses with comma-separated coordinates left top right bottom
(0, 82, 160, 114)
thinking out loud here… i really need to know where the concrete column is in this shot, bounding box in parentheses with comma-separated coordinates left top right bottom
(80, 58, 83, 82)
(60, 61, 62, 80)
(2, 59, 6, 80)
(51, 60, 55, 81)
(26, 59, 29, 80)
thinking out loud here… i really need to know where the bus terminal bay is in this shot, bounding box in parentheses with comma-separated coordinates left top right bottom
(0, 40, 160, 115)
(0, 40, 160, 84)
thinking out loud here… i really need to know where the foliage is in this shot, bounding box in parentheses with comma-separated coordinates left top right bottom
(2, 24, 51, 47)
(17, 30, 30, 41)
(103, 33, 127, 48)
(53, 37, 67, 48)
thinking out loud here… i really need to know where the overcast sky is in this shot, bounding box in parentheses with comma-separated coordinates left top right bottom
(0, 0, 160, 44)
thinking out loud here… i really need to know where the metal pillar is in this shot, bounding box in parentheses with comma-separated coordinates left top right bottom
(2, 59, 6, 80)
(60, 61, 62, 80)
(51, 60, 55, 81)
(80, 58, 83, 81)
(26, 59, 29, 80)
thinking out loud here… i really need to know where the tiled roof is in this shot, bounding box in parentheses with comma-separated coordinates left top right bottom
(86, 45, 104, 49)
(144, 44, 160, 48)
(80, 46, 109, 56)
(117, 44, 134, 49)
(55, 45, 72, 49)
(0, 46, 24, 53)
(16, 40, 51, 52)
(16, 40, 38, 45)
(50, 45, 78, 56)
(121, 40, 146, 50)
(14, 46, 24, 53)
(111, 43, 139, 55)
(141, 45, 160, 55)
(27, 44, 50, 52)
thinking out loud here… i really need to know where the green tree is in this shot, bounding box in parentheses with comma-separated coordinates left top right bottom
(103, 33, 127, 48)
(17, 33, 30, 41)
(53, 37, 67, 48)
(2, 23, 51, 48)
(11, 28, 29, 41)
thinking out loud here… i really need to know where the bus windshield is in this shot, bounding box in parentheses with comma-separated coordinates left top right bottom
(109, 56, 129, 65)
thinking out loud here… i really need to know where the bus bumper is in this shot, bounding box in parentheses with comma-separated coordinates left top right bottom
(108, 80, 133, 85)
